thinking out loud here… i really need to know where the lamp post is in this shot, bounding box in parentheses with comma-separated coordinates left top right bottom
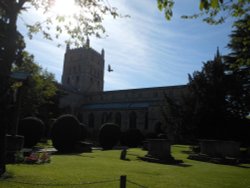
(10, 71, 30, 135)
(5, 72, 30, 163)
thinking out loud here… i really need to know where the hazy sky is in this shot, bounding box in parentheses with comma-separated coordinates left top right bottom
(18, 0, 235, 91)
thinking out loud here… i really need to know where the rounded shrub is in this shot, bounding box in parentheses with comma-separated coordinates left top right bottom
(80, 123, 88, 141)
(120, 129, 144, 148)
(18, 117, 45, 148)
(145, 132, 158, 140)
(99, 123, 121, 150)
(51, 114, 82, 153)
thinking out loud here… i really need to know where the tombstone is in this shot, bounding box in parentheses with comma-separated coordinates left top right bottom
(5, 134, 24, 163)
(200, 140, 240, 158)
(146, 139, 171, 160)
(120, 148, 127, 160)
(140, 139, 182, 164)
(247, 147, 250, 157)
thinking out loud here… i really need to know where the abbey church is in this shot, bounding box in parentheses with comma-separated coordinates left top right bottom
(60, 40, 188, 134)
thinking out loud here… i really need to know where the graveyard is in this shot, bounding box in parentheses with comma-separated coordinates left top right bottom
(1, 145, 250, 188)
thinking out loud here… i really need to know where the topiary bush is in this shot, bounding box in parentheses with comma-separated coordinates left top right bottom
(120, 128, 144, 148)
(51, 114, 82, 153)
(99, 123, 121, 150)
(80, 123, 88, 141)
(18, 117, 45, 148)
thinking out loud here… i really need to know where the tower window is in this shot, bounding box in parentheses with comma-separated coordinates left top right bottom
(67, 77, 70, 84)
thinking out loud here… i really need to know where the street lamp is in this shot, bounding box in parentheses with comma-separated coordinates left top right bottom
(5, 71, 30, 163)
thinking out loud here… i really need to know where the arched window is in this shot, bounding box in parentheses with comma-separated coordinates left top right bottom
(144, 112, 148, 130)
(129, 111, 137, 129)
(115, 112, 122, 126)
(88, 113, 95, 128)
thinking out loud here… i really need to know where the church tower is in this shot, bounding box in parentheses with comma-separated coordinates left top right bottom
(61, 40, 105, 94)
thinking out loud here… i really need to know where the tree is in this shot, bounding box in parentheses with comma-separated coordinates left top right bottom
(188, 50, 231, 140)
(0, 0, 119, 176)
(161, 94, 184, 142)
(224, 14, 250, 118)
(11, 51, 58, 119)
(158, 0, 250, 24)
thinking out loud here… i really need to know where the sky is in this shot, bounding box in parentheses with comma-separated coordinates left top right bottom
(17, 0, 235, 91)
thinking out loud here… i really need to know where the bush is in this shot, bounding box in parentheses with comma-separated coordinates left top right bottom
(120, 129, 144, 148)
(80, 123, 88, 141)
(145, 132, 158, 140)
(51, 114, 82, 153)
(99, 123, 120, 150)
(18, 117, 45, 148)
(45, 118, 57, 139)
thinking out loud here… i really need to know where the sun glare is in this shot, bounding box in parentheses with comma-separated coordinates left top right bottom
(52, 0, 78, 16)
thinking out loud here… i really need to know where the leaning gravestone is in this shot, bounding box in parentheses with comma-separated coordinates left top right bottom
(139, 139, 182, 164)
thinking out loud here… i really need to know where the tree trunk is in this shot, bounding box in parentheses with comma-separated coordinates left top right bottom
(0, 1, 18, 176)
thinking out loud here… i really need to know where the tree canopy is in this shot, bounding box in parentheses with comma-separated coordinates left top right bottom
(158, 0, 250, 24)
(12, 51, 58, 118)
(224, 14, 250, 118)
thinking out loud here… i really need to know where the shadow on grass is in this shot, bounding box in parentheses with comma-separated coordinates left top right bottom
(136, 157, 192, 167)
(172, 163, 192, 167)
(181, 150, 195, 155)
(0, 172, 14, 180)
(235, 165, 250, 169)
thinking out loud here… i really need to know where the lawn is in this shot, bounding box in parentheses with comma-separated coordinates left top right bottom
(0, 145, 250, 188)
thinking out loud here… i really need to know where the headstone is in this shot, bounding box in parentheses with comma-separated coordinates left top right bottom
(139, 139, 182, 164)
(5, 135, 24, 163)
(247, 147, 250, 157)
(146, 139, 171, 160)
(120, 148, 127, 160)
(200, 140, 240, 158)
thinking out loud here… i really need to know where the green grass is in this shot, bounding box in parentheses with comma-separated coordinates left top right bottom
(1, 145, 250, 188)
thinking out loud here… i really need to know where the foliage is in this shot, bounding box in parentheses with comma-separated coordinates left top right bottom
(120, 129, 144, 148)
(0, 0, 121, 46)
(158, 0, 250, 24)
(51, 114, 82, 153)
(161, 94, 184, 142)
(80, 123, 88, 141)
(188, 51, 230, 139)
(224, 14, 250, 118)
(99, 123, 120, 150)
(11, 51, 58, 118)
(18, 117, 45, 148)
(2, 146, 250, 188)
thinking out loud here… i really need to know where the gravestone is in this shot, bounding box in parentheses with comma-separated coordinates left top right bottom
(146, 139, 171, 160)
(120, 148, 127, 160)
(140, 139, 182, 164)
(5, 134, 24, 163)
(200, 140, 240, 158)
(189, 139, 241, 164)
(247, 147, 250, 157)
